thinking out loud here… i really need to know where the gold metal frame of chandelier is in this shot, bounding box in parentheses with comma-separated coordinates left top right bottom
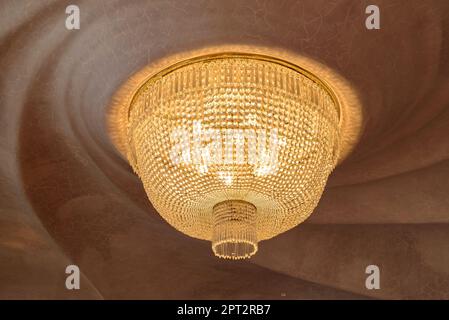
(127, 52, 341, 122)
(107, 45, 363, 165)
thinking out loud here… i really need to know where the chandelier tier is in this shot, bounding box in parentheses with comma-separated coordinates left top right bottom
(111, 52, 347, 259)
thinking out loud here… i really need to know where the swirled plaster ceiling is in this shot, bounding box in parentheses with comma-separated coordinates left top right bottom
(1, 0, 449, 299)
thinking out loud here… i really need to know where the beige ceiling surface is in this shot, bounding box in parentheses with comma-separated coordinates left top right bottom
(1, 0, 449, 299)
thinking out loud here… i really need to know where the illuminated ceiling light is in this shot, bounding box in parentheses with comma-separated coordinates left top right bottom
(108, 47, 362, 260)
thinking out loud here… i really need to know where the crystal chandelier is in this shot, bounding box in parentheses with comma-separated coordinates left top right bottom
(108, 49, 360, 260)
